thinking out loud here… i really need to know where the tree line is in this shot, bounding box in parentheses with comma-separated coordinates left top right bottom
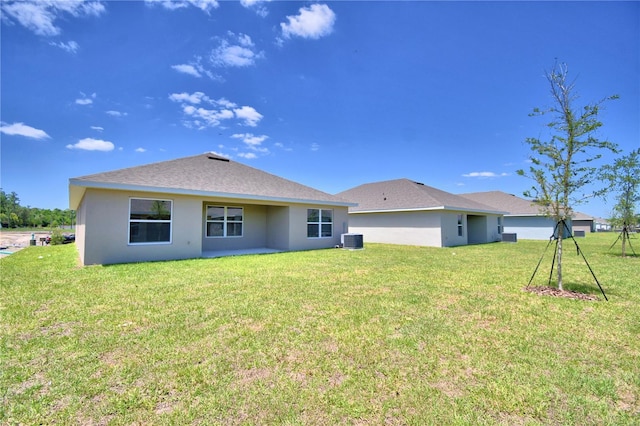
(0, 189, 76, 229)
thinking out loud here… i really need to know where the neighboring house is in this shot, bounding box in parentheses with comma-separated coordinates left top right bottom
(571, 211, 596, 234)
(459, 191, 595, 240)
(69, 153, 354, 265)
(336, 179, 504, 247)
(595, 218, 612, 232)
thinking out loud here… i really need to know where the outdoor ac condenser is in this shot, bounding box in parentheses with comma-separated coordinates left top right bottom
(341, 233, 364, 249)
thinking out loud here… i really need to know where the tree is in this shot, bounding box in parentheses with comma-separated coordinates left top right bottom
(0, 189, 21, 228)
(599, 148, 640, 257)
(517, 61, 619, 290)
(0, 188, 76, 229)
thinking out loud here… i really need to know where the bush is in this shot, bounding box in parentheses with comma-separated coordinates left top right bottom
(50, 229, 65, 245)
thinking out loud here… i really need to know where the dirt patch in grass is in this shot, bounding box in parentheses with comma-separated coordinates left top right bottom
(524, 286, 599, 301)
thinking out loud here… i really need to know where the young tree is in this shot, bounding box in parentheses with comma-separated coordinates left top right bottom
(517, 61, 618, 290)
(600, 148, 640, 257)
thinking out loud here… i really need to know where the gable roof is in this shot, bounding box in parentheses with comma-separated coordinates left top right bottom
(459, 190, 594, 220)
(69, 153, 354, 209)
(336, 179, 504, 214)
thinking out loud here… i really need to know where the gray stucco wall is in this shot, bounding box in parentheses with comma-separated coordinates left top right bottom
(74, 198, 87, 265)
(266, 206, 290, 250)
(201, 203, 268, 252)
(347, 211, 443, 247)
(572, 220, 594, 233)
(288, 205, 348, 251)
(504, 216, 557, 240)
(74, 189, 350, 265)
(468, 214, 502, 245)
(78, 189, 202, 265)
(440, 212, 467, 247)
(347, 211, 501, 248)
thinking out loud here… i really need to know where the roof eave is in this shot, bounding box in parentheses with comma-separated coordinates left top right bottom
(68, 179, 356, 208)
(350, 206, 505, 215)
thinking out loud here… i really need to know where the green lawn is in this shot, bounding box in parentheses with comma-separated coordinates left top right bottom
(1, 233, 638, 425)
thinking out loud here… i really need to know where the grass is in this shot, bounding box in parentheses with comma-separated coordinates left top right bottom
(1, 233, 638, 425)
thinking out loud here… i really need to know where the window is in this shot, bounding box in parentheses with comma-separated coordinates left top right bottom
(497, 217, 503, 234)
(457, 214, 463, 237)
(129, 198, 172, 244)
(206, 206, 243, 238)
(307, 209, 333, 238)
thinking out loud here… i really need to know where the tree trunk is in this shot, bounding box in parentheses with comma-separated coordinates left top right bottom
(621, 225, 627, 258)
(557, 232, 564, 290)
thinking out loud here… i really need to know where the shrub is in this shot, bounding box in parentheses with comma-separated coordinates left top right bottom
(50, 229, 65, 245)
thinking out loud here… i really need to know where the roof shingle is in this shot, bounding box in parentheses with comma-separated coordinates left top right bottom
(337, 179, 503, 213)
(459, 190, 543, 215)
(459, 190, 594, 219)
(70, 153, 352, 208)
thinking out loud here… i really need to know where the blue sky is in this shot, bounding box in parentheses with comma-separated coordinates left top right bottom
(1, 0, 638, 218)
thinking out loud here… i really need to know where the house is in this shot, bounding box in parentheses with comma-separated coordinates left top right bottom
(595, 218, 612, 232)
(458, 191, 595, 240)
(336, 179, 505, 247)
(69, 153, 354, 265)
(571, 211, 596, 234)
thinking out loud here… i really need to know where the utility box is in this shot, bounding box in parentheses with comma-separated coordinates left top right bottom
(502, 233, 517, 243)
(341, 233, 364, 249)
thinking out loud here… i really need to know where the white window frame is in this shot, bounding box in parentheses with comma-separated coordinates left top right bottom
(457, 214, 464, 237)
(497, 216, 503, 234)
(128, 197, 173, 245)
(205, 205, 244, 238)
(307, 208, 333, 239)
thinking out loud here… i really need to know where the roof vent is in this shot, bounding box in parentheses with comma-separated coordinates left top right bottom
(206, 153, 230, 162)
(414, 181, 425, 186)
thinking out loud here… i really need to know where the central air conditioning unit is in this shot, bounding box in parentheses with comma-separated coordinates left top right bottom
(501, 233, 517, 243)
(341, 233, 364, 249)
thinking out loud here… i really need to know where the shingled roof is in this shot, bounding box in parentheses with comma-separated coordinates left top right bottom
(459, 191, 595, 219)
(336, 179, 504, 214)
(459, 191, 544, 215)
(69, 153, 353, 209)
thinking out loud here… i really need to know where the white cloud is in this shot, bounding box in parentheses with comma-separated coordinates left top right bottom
(171, 64, 201, 77)
(144, 0, 218, 13)
(135, 147, 146, 153)
(169, 91, 210, 104)
(230, 134, 270, 158)
(183, 106, 235, 128)
(170, 92, 261, 129)
(274, 142, 292, 152)
(170, 56, 221, 81)
(210, 33, 263, 67)
(462, 171, 510, 178)
(90, 126, 104, 131)
(66, 137, 114, 151)
(0, 122, 50, 140)
(310, 143, 320, 151)
(240, 0, 269, 17)
(0, 1, 105, 37)
(231, 133, 268, 146)
(49, 40, 79, 53)
(281, 4, 336, 40)
(238, 152, 258, 159)
(76, 92, 96, 105)
(106, 110, 127, 117)
(210, 98, 235, 109)
(233, 106, 263, 127)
